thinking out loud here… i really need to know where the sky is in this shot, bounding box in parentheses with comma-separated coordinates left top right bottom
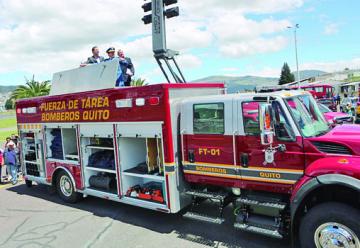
(0, 0, 359, 86)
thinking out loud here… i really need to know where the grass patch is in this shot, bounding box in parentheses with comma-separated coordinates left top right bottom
(349, 76, 360, 83)
(0, 129, 17, 142)
(0, 118, 17, 129)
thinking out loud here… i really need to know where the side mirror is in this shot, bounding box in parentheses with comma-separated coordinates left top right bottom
(259, 103, 274, 146)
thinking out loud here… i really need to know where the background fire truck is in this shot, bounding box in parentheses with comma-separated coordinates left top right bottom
(16, 1, 360, 247)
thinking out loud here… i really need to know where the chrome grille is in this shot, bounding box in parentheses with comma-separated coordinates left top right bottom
(312, 142, 352, 155)
(335, 116, 353, 123)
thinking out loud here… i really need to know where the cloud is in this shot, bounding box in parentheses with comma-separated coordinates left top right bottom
(221, 67, 241, 72)
(220, 36, 288, 58)
(177, 54, 202, 69)
(301, 57, 360, 72)
(0, 0, 304, 81)
(324, 23, 339, 35)
(244, 67, 282, 78)
(181, 0, 303, 15)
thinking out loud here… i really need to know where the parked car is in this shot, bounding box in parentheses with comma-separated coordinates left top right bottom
(319, 103, 353, 124)
(340, 97, 359, 115)
(317, 98, 336, 111)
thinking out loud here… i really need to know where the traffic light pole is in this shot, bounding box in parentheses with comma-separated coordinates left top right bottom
(142, 0, 186, 83)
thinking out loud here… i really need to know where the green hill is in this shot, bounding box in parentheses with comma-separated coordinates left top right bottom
(298, 70, 327, 80)
(0, 85, 17, 94)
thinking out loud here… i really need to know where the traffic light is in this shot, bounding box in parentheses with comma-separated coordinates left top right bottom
(163, 0, 179, 19)
(142, 2, 152, 12)
(165, 6, 179, 19)
(141, 0, 180, 25)
(164, 0, 177, 6)
(142, 14, 152, 25)
(142, 1, 152, 25)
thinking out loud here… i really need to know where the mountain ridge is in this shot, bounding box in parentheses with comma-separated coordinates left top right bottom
(192, 70, 328, 93)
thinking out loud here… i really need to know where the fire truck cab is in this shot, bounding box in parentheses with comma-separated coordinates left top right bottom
(16, 62, 360, 247)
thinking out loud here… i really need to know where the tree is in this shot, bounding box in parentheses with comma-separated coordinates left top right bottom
(5, 98, 15, 110)
(10, 76, 51, 100)
(278, 63, 295, 85)
(130, 78, 147, 87)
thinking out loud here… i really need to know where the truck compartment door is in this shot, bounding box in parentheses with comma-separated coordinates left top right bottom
(182, 101, 238, 181)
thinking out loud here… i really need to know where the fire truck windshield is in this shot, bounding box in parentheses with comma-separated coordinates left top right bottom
(285, 94, 330, 137)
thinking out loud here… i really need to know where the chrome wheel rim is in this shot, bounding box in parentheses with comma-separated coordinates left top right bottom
(314, 222, 359, 248)
(60, 175, 72, 197)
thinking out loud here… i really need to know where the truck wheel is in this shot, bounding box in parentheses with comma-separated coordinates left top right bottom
(56, 171, 81, 203)
(25, 179, 33, 187)
(299, 202, 360, 248)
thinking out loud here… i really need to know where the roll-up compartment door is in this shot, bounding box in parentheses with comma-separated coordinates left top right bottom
(79, 123, 114, 138)
(117, 122, 163, 138)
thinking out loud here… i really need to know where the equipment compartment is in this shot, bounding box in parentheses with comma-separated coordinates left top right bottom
(20, 130, 46, 178)
(85, 170, 118, 195)
(118, 131, 166, 205)
(25, 162, 40, 177)
(21, 133, 36, 161)
(119, 137, 164, 176)
(62, 128, 78, 161)
(44, 126, 79, 163)
(45, 128, 64, 160)
(123, 177, 166, 205)
(81, 135, 119, 195)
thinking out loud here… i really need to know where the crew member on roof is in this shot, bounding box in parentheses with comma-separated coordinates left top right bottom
(105, 47, 124, 87)
(87, 46, 105, 64)
(118, 49, 135, 87)
(105, 47, 116, 61)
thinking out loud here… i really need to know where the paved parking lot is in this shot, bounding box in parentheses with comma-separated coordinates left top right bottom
(0, 183, 290, 248)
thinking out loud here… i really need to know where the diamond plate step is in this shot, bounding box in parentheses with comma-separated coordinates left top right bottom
(183, 211, 224, 225)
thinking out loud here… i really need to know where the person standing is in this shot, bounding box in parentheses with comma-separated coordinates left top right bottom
(4, 141, 18, 185)
(86, 46, 105, 64)
(104, 47, 124, 87)
(105, 47, 116, 61)
(4, 137, 11, 148)
(336, 94, 341, 105)
(118, 49, 135, 87)
(3, 137, 12, 179)
(0, 148, 3, 184)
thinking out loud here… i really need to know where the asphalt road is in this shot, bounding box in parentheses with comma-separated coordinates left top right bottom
(0, 183, 290, 248)
(0, 113, 15, 120)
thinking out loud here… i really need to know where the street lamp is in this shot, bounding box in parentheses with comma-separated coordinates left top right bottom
(288, 24, 300, 86)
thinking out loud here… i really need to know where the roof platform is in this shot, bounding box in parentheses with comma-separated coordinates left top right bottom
(50, 59, 120, 95)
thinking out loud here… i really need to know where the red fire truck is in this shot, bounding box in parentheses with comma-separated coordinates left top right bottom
(15, 60, 360, 248)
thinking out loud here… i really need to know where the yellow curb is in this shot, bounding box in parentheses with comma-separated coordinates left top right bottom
(0, 179, 24, 189)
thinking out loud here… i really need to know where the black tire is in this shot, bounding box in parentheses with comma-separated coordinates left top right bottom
(299, 202, 360, 248)
(56, 171, 81, 203)
(25, 179, 33, 187)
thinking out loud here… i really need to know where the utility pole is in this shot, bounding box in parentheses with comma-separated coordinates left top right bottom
(288, 24, 300, 86)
